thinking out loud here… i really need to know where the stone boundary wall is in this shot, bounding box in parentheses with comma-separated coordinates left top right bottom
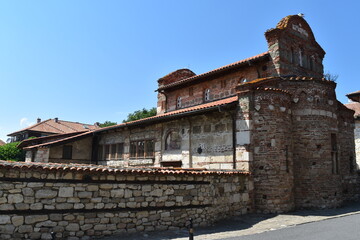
(0, 161, 252, 239)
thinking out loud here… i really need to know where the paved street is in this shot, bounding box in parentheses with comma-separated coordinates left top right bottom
(224, 213, 360, 240)
(99, 201, 360, 240)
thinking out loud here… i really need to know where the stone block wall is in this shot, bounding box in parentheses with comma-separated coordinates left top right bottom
(250, 89, 294, 213)
(355, 121, 360, 169)
(0, 160, 251, 240)
(49, 137, 93, 165)
(164, 66, 263, 113)
(96, 110, 237, 170)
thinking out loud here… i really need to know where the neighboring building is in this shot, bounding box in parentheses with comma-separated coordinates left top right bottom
(0, 140, 5, 146)
(20, 15, 357, 212)
(347, 90, 360, 102)
(345, 92, 360, 169)
(8, 118, 99, 142)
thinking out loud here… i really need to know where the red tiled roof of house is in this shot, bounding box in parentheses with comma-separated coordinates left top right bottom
(0, 160, 249, 176)
(0, 140, 5, 146)
(23, 96, 239, 149)
(345, 102, 360, 118)
(157, 52, 269, 91)
(8, 119, 99, 136)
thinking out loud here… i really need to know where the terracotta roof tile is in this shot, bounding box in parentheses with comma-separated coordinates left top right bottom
(8, 119, 99, 136)
(347, 90, 360, 96)
(24, 131, 95, 150)
(157, 52, 269, 91)
(23, 96, 239, 149)
(0, 160, 249, 176)
(345, 102, 360, 118)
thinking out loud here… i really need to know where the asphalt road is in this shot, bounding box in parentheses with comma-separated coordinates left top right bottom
(223, 213, 360, 240)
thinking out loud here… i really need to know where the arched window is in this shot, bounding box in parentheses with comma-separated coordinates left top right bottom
(176, 96, 182, 109)
(290, 47, 294, 63)
(299, 47, 303, 67)
(165, 131, 181, 150)
(310, 55, 315, 71)
(204, 89, 211, 101)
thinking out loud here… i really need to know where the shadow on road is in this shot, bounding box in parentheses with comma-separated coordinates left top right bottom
(99, 201, 360, 240)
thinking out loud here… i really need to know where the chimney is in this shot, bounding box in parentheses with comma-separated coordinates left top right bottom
(37, 118, 41, 123)
(54, 117, 59, 123)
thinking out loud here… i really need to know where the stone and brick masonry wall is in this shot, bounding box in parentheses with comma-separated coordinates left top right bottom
(0, 160, 251, 240)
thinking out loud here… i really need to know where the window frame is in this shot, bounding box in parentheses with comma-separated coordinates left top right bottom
(98, 143, 124, 161)
(130, 139, 155, 159)
(176, 96, 182, 109)
(62, 145, 73, 159)
(204, 88, 211, 102)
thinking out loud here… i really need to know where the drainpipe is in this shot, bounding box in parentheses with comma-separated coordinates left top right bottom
(232, 111, 237, 169)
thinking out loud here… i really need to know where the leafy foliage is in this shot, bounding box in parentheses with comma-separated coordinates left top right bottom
(99, 121, 117, 128)
(0, 142, 25, 161)
(123, 107, 157, 123)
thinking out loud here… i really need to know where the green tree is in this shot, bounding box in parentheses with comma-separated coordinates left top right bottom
(123, 107, 157, 123)
(0, 142, 25, 161)
(99, 121, 117, 128)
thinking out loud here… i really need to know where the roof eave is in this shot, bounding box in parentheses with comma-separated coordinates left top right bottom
(156, 53, 270, 92)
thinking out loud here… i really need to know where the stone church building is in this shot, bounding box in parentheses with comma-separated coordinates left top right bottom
(20, 15, 357, 212)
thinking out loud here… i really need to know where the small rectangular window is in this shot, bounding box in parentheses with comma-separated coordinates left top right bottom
(331, 134, 339, 174)
(104, 145, 110, 160)
(130, 142, 137, 158)
(145, 140, 155, 157)
(117, 143, 124, 159)
(130, 140, 155, 159)
(110, 144, 117, 159)
(138, 141, 145, 157)
(62, 145, 73, 159)
(98, 145, 103, 160)
(285, 145, 289, 173)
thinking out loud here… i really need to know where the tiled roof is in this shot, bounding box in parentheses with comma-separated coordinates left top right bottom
(18, 131, 87, 149)
(157, 52, 269, 91)
(23, 96, 239, 149)
(24, 131, 95, 150)
(237, 76, 335, 92)
(0, 160, 249, 176)
(346, 90, 360, 102)
(0, 140, 5, 146)
(8, 119, 99, 136)
(345, 102, 360, 118)
(347, 90, 360, 96)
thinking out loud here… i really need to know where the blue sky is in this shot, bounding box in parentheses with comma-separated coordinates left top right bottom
(1, 0, 359, 142)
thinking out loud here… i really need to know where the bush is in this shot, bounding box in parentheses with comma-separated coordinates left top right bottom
(0, 142, 25, 161)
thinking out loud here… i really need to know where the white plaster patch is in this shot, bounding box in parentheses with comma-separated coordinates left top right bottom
(236, 120, 251, 131)
(292, 23, 309, 37)
(271, 139, 276, 147)
(280, 107, 286, 112)
(268, 105, 274, 110)
(236, 131, 250, 145)
(255, 105, 261, 111)
(293, 98, 299, 103)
